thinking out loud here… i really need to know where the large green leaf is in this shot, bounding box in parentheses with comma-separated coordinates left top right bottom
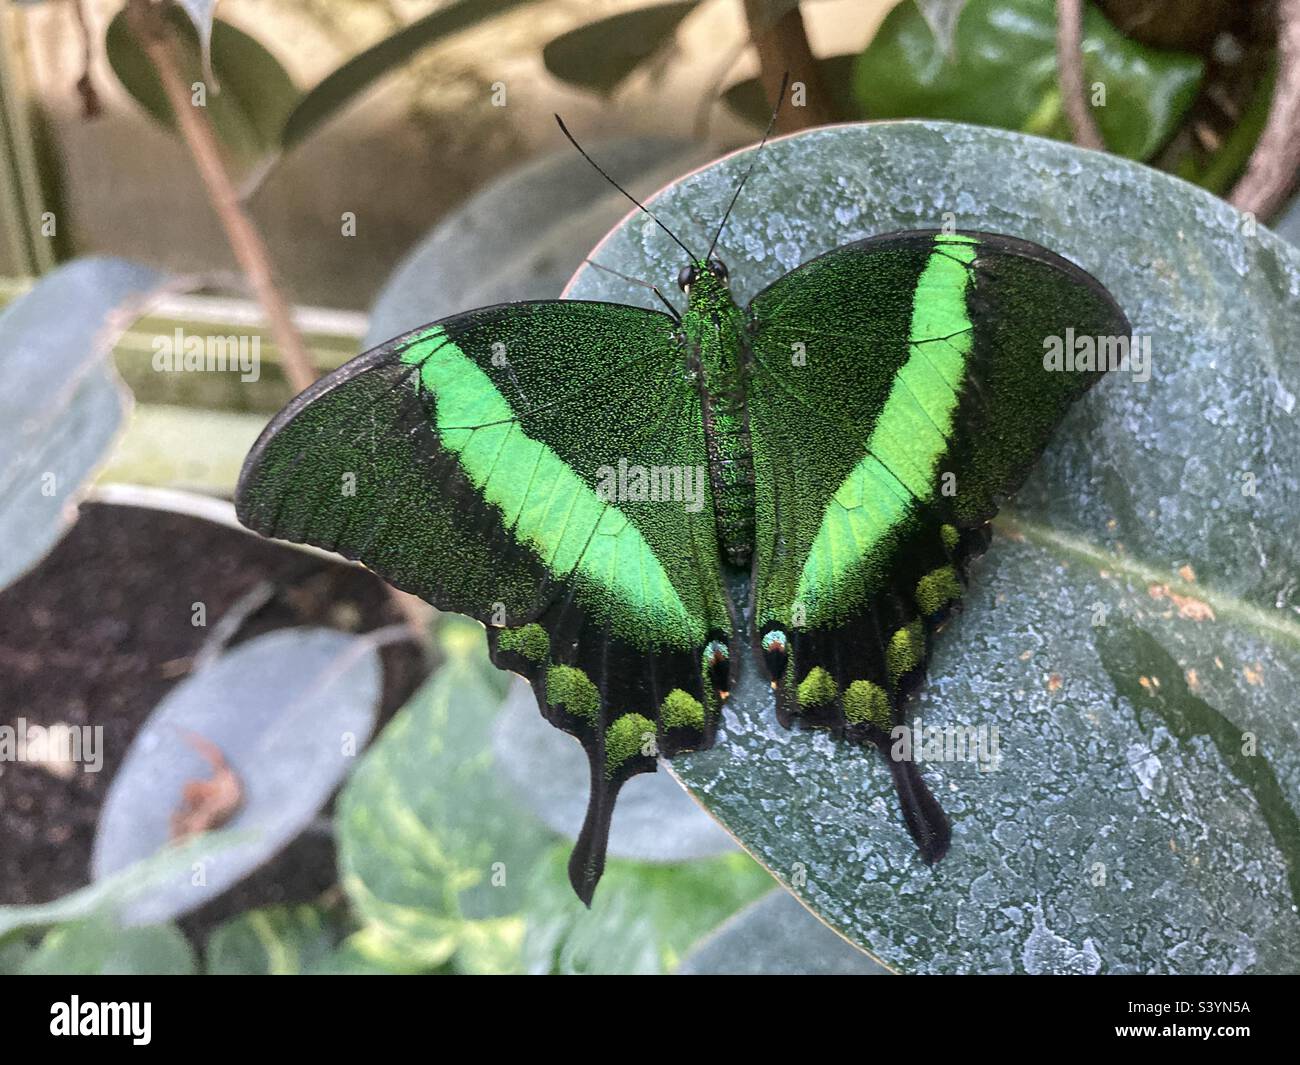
(106, 9, 299, 176)
(542, 2, 697, 94)
(851, 0, 1204, 160)
(565, 120, 1300, 974)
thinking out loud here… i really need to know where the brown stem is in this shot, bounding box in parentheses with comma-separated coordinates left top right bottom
(1056, 0, 1106, 149)
(124, 0, 316, 394)
(742, 0, 830, 130)
(1230, 0, 1300, 220)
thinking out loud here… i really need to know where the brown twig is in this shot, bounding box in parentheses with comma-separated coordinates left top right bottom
(1056, 0, 1106, 149)
(124, 0, 316, 394)
(742, 0, 830, 130)
(1230, 0, 1300, 220)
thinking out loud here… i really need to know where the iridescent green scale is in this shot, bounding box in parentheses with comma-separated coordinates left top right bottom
(237, 199, 1128, 900)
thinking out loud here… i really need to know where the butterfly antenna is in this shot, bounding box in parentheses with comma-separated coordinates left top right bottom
(705, 70, 789, 261)
(555, 115, 697, 261)
(584, 258, 682, 323)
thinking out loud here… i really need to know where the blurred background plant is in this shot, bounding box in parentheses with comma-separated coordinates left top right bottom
(0, 0, 1297, 975)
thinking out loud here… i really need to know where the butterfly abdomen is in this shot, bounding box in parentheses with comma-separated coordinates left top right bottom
(684, 277, 756, 566)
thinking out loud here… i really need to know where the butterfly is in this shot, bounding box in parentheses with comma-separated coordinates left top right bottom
(235, 103, 1129, 905)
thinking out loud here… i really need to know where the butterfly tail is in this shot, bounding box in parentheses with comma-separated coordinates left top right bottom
(881, 743, 951, 864)
(568, 755, 621, 907)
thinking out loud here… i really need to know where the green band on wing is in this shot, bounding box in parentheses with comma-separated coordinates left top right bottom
(401, 328, 700, 645)
(795, 235, 977, 624)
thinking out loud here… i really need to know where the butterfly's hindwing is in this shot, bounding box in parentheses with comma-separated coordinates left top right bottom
(236, 300, 733, 902)
(746, 230, 1130, 857)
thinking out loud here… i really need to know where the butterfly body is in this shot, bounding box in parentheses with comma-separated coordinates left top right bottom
(679, 259, 757, 567)
(237, 223, 1128, 903)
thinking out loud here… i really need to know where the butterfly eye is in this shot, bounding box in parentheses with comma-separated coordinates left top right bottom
(708, 258, 729, 282)
(676, 264, 696, 291)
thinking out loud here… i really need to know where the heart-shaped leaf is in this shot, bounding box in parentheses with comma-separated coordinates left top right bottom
(0, 257, 162, 591)
(565, 120, 1300, 974)
(92, 626, 383, 926)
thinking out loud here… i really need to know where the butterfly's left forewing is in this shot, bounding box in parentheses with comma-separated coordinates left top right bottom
(745, 230, 1130, 858)
(236, 300, 732, 901)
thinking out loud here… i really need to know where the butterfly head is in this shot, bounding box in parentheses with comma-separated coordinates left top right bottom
(677, 257, 729, 296)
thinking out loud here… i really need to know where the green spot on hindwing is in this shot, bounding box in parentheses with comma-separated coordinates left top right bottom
(887, 620, 925, 684)
(797, 666, 839, 708)
(660, 688, 706, 731)
(496, 622, 549, 663)
(546, 665, 598, 723)
(843, 679, 891, 728)
(605, 713, 655, 775)
(941, 523, 960, 554)
(915, 565, 963, 616)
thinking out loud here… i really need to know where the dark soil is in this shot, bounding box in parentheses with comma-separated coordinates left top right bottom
(0, 501, 425, 940)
